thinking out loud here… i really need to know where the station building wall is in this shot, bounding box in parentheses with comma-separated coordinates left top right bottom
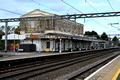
(20, 38, 108, 52)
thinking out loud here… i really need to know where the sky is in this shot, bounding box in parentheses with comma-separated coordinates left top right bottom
(0, 0, 120, 36)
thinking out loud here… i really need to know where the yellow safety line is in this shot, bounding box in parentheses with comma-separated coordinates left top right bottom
(112, 68, 120, 80)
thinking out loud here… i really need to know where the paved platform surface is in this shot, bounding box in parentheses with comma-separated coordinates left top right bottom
(0, 51, 61, 61)
(85, 55, 120, 80)
(0, 48, 116, 62)
(0, 50, 85, 61)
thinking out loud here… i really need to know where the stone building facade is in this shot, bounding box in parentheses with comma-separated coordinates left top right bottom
(20, 9, 83, 35)
(19, 9, 108, 52)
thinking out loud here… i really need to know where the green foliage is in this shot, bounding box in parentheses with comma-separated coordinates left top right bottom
(14, 26, 20, 34)
(112, 36, 118, 41)
(84, 31, 100, 39)
(0, 25, 20, 34)
(0, 40, 5, 50)
(0, 30, 5, 35)
(0, 26, 21, 50)
(101, 32, 108, 41)
(118, 43, 120, 46)
(112, 36, 119, 46)
(84, 31, 92, 35)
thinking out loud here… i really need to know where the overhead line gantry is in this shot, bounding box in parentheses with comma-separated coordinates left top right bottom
(1, 11, 120, 22)
(1, 11, 120, 52)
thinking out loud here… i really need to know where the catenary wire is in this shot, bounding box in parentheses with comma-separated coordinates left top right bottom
(61, 0, 109, 30)
(107, 0, 120, 22)
(31, 0, 64, 14)
(0, 8, 22, 15)
(85, 0, 116, 31)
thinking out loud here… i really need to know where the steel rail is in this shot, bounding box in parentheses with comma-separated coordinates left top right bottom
(0, 49, 116, 80)
(0, 52, 101, 79)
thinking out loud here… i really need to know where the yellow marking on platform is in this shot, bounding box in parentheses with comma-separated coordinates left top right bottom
(112, 68, 120, 80)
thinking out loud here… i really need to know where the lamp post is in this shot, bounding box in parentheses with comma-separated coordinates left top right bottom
(14, 30, 15, 54)
(59, 38, 62, 53)
(4, 22, 8, 52)
(18, 32, 19, 52)
(13, 25, 20, 54)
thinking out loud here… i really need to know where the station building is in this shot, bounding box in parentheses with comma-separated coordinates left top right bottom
(19, 9, 108, 52)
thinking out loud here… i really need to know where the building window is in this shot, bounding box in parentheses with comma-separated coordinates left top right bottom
(46, 42, 50, 48)
(46, 20, 49, 28)
(30, 21, 35, 28)
(53, 20, 55, 29)
(57, 20, 60, 30)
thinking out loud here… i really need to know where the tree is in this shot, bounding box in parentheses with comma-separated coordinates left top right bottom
(8, 26, 15, 34)
(112, 36, 119, 46)
(14, 26, 21, 34)
(84, 31, 100, 39)
(91, 31, 100, 39)
(101, 32, 108, 41)
(84, 31, 91, 36)
(0, 26, 4, 31)
(0, 26, 5, 35)
(0, 26, 15, 34)
(0, 30, 5, 35)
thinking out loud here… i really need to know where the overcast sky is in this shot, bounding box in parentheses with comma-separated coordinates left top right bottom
(0, 0, 120, 35)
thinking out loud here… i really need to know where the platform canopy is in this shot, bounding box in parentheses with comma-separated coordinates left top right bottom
(2, 33, 26, 40)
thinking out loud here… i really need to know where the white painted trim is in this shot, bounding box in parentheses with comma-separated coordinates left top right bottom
(84, 55, 120, 80)
(59, 39, 62, 53)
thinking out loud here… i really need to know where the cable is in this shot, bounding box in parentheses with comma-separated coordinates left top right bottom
(109, 23, 120, 30)
(86, 1, 109, 22)
(107, 0, 120, 21)
(85, 1, 98, 12)
(111, 25, 120, 30)
(31, 0, 64, 14)
(85, 0, 113, 31)
(61, 0, 109, 29)
(61, 0, 83, 14)
(107, 0, 120, 30)
(107, 0, 114, 11)
(92, 19, 107, 28)
(0, 8, 22, 15)
(86, 0, 120, 33)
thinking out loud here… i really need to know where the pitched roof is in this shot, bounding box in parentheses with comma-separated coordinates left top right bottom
(20, 9, 56, 18)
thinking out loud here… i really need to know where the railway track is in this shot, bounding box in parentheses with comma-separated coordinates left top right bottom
(0, 49, 102, 71)
(70, 55, 117, 80)
(0, 48, 119, 80)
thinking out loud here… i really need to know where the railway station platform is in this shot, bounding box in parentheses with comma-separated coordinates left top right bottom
(0, 51, 61, 61)
(0, 50, 87, 62)
(85, 55, 120, 80)
(0, 48, 118, 62)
